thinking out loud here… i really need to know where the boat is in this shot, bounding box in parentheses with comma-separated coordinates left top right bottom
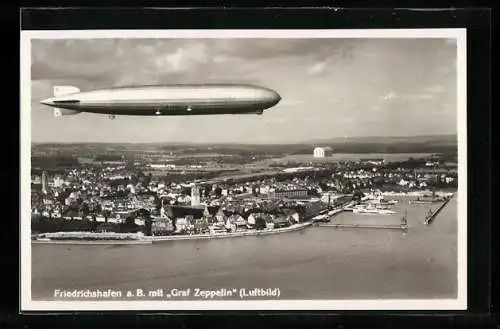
(401, 209, 408, 231)
(369, 196, 399, 206)
(409, 189, 447, 204)
(312, 214, 330, 222)
(409, 197, 443, 204)
(327, 209, 341, 216)
(352, 206, 377, 214)
(352, 204, 395, 215)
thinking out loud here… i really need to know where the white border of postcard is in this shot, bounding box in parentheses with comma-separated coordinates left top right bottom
(20, 28, 467, 311)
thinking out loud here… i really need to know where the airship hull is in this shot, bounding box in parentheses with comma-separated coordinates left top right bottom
(40, 84, 281, 117)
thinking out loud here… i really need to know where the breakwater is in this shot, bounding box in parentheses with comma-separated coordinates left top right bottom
(319, 223, 407, 231)
(424, 195, 454, 225)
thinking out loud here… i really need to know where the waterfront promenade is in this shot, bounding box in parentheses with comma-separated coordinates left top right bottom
(32, 222, 313, 245)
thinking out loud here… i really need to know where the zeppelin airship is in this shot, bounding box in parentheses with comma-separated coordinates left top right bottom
(40, 84, 281, 118)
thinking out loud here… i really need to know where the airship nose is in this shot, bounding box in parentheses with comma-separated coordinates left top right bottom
(274, 92, 282, 103)
(265, 90, 281, 106)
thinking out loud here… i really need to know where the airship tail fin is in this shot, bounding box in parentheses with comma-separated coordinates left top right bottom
(53, 108, 81, 117)
(53, 85, 80, 96)
(52, 86, 81, 117)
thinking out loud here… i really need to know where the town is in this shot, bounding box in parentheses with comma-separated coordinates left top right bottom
(30, 144, 458, 240)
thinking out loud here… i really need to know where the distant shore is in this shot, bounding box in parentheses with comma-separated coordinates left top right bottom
(32, 222, 313, 245)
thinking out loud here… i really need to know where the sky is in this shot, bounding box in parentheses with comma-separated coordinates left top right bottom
(30, 37, 458, 144)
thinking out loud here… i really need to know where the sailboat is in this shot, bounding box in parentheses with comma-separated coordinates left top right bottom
(400, 209, 408, 232)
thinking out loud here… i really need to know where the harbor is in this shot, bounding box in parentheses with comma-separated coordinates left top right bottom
(310, 190, 454, 231)
(319, 211, 408, 232)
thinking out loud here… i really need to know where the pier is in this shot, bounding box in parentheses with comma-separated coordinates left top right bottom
(320, 210, 408, 232)
(423, 195, 453, 225)
(319, 206, 409, 232)
(319, 223, 408, 232)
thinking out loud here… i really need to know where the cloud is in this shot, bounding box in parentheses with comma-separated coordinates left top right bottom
(380, 92, 398, 101)
(379, 92, 437, 102)
(423, 85, 446, 94)
(213, 55, 228, 63)
(155, 44, 209, 72)
(208, 38, 358, 61)
(308, 61, 328, 75)
(404, 93, 435, 100)
(278, 99, 306, 106)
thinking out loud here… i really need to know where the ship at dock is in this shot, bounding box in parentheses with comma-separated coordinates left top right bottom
(344, 191, 397, 215)
(351, 204, 395, 215)
(408, 190, 448, 204)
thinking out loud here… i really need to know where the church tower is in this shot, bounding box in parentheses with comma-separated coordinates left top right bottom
(191, 183, 201, 206)
(41, 170, 48, 194)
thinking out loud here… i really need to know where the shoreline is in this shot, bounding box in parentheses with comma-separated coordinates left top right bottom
(32, 222, 313, 245)
(31, 239, 152, 245)
(381, 190, 456, 197)
(149, 222, 312, 243)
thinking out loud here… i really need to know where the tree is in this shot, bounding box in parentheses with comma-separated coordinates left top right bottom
(172, 217, 177, 232)
(102, 210, 111, 223)
(204, 186, 211, 198)
(80, 202, 90, 220)
(352, 190, 364, 202)
(142, 173, 152, 187)
(136, 208, 151, 218)
(255, 217, 267, 230)
(144, 216, 153, 236)
(154, 196, 162, 212)
(46, 205, 54, 219)
(122, 216, 138, 233)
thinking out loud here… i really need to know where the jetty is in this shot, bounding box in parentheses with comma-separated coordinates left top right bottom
(423, 195, 453, 225)
(320, 210, 408, 232)
(319, 223, 407, 231)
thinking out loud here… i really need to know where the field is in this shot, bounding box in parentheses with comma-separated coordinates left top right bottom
(253, 153, 438, 166)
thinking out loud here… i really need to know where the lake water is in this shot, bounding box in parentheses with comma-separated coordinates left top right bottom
(31, 195, 457, 301)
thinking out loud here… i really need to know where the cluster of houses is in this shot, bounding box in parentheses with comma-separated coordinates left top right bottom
(151, 204, 301, 236)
